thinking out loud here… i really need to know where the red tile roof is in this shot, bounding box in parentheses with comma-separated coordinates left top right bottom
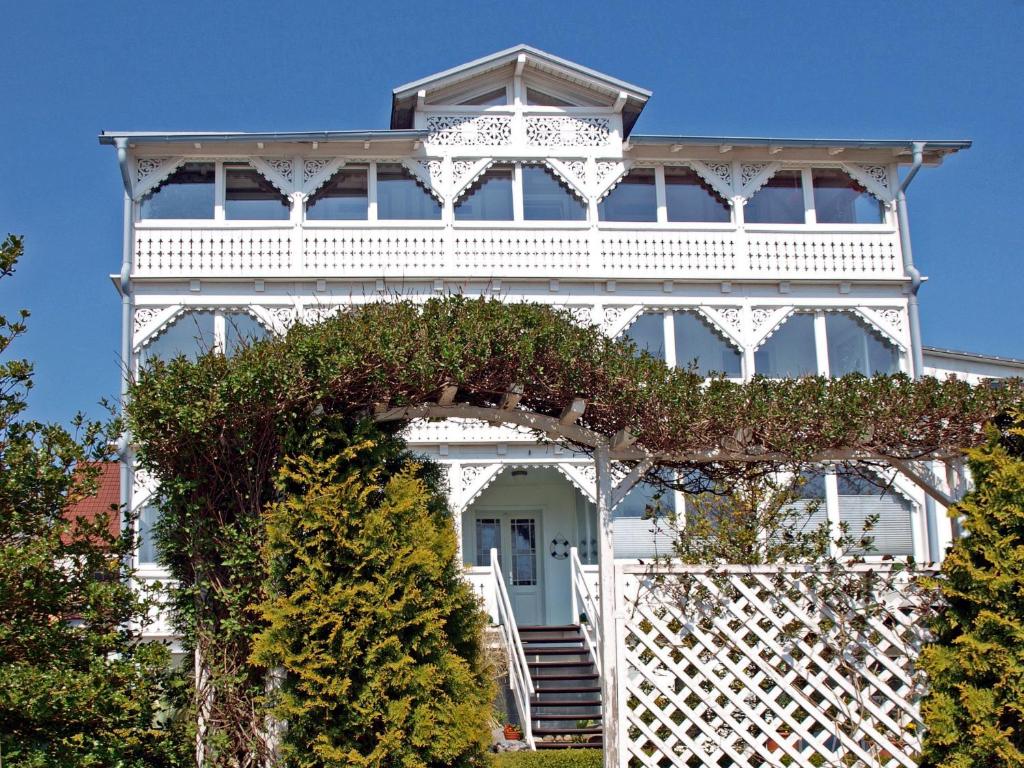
(65, 461, 121, 538)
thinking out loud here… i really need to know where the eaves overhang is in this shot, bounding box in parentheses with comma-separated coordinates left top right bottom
(98, 129, 427, 146)
(629, 135, 971, 162)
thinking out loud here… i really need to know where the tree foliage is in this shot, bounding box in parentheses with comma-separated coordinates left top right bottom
(251, 424, 492, 767)
(0, 235, 184, 767)
(920, 407, 1024, 767)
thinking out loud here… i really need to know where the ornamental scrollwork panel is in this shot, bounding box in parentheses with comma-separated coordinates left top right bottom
(856, 306, 909, 349)
(300, 158, 346, 196)
(132, 157, 185, 201)
(841, 163, 895, 203)
(697, 306, 745, 348)
(544, 158, 590, 199)
(425, 115, 513, 147)
(524, 116, 612, 148)
(133, 305, 181, 348)
(457, 463, 505, 511)
(556, 463, 596, 504)
(602, 305, 644, 339)
(750, 306, 794, 349)
(249, 157, 296, 196)
(687, 160, 735, 201)
(738, 162, 780, 200)
(594, 160, 631, 202)
(401, 159, 445, 202)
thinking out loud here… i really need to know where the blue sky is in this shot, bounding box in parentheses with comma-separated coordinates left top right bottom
(1, 0, 1022, 425)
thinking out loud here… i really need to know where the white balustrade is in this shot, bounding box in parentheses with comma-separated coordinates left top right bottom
(463, 566, 499, 624)
(569, 548, 602, 675)
(134, 222, 902, 282)
(491, 548, 535, 749)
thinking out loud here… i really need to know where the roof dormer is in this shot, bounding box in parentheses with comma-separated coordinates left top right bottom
(390, 44, 651, 137)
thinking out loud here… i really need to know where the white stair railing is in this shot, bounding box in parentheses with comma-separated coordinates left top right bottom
(569, 547, 602, 675)
(490, 547, 535, 748)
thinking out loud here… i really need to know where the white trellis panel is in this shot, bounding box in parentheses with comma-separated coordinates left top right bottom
(614, 563, 932, 768)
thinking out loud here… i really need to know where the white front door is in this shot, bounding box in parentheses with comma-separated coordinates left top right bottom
(474, 512, 544, 626)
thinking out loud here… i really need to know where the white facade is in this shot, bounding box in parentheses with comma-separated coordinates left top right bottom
(105, 46, 981, 636)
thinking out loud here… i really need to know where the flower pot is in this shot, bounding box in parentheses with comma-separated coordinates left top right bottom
(503, 724, 523, 741)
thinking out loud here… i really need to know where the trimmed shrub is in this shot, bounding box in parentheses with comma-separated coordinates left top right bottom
(492, 749, 603, 768)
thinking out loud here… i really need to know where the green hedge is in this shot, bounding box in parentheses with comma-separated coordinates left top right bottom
(492, 749, 603, 768)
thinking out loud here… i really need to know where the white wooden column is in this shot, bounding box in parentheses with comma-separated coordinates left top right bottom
(596, 443, 621, 768)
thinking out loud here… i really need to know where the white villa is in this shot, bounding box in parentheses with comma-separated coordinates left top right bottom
(101, 46, 1023, 764)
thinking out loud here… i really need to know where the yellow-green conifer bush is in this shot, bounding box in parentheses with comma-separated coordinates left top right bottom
(920, 408, 1024, 767)
(252, 426, 492, 768)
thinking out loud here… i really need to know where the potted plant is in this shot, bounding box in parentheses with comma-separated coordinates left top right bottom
(503, 723, 523, 741)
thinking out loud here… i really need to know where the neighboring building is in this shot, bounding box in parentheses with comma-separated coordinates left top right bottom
(924, 345, 1024, 383)
(101, 46, 1008, 752)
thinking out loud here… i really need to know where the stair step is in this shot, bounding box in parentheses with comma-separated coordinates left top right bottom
(528, 660, 594, 667)
(518, 625, 580, 632)
(531, 674, 600, 682)
(525, 648, 589, 655)
(521, 636, 584, 644)
(534, 727, 603, 735)
(532, 687, 602, 695)
(531, 699, 602, 707)
(535, 742, 603, 750)
(532, 714, 602, 722)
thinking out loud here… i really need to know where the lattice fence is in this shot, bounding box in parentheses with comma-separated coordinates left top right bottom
(614, 564, 935, 768)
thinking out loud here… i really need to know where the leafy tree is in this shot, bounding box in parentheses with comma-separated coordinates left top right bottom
(0, 235, 185, 767)
(251, 422, 492, 768)
(920, 407, 1024, 767)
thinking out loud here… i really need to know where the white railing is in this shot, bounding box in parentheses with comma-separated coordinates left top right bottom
(133, 222, 903, 282)
(464, 565, 499, 623)
(569, 547, 602, 675)
(613, 562, 933, 768)
(491, 548, 535, 748)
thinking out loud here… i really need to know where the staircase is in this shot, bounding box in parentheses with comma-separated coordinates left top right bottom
(520, 625, 603, 750)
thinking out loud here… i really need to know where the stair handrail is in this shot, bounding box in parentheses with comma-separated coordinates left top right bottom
(491, 547, 535, 748)
(570, 546, 602, 676)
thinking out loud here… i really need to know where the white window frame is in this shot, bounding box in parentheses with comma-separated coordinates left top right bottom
(598, 165, 736, 229)
(302, 161, 444, 227)
(452, 161, 590, 227)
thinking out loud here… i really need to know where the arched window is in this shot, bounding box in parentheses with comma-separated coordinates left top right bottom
(665, 167, 730, 223)
(376, 163, 441, 220)
(812, 169, 884, 224)
(673, 311, 741, 377)
(224, 312, 270, 357)
(754, 313, 817, 377)
(455, 164, 514, 221)
(522, 165, 586, 221)
(825, 313, 900, 376)
(305, 167, 368, 220)
(224, 163, 290, 220)
(140, 162, 215, 220)
(140, 310, 216, 365)
(836, 472, 914, 556)
(598, 168, 657, 222)
(622, 312, 666, 359)
(744, 170, 805, 224)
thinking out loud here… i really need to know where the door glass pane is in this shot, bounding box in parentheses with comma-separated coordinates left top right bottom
(376, 163, 442, 220)
(665, 166, 730, 223)
(825, 313, 900, 376)
(475, 519, 500, 567)
(305, 168, 368, 220)
(812, 169, 884, 224)
(754, 313, 818, 377)
(598, 168, 657, 222)
(224, 164, 290, 220)
(673, 310, 741, 377)
(455, 165, 514, 221)
(522, 165, 586, 221)
(744, 170, 805, 224)
(510, 519, 537, 586)
(140, 162, 215, 219)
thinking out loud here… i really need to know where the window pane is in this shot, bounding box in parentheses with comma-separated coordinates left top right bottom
(613, 481, 677, 558)
(615, 481, 675, 519)
(754, 313, 817, 377)
(475, 518, 500, 567)
(812, 169, 884, 224)
(305, 168, 368, 220)
(673, 311, 741, 377)
(377, 163, 441, 220)
(665, 167, 730, 223)
(598, 168, 657, 222)
(455, 164, 514, 221)
(224, 312, 269, 357)
(138, 505, 160, 565)
(836, 472, 913, 556)
(224, 165, 290, 220)
(526, 88, 575, 107)
(522, 165, 586, 221)
(744, 170, 805, 224)
(460, 87, 508, 106)
(141, 310, 216, 364)
(623, 312, 665, 359)
(825, 313, 899, 376)
(510, 519, 537, 586)
(139, 162, 215, 219)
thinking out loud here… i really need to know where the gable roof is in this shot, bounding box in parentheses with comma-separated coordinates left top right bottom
(391, 44, 652, 136)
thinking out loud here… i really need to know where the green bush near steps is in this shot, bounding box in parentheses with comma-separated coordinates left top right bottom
(492, 749, 603, 768)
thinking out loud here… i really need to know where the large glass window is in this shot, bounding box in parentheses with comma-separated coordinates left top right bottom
(141, 311, 216, 365)
(526, 88, 575, 107)
(377, 164, 442, 220)
(522, 165, 586, 221)
(665, 167, 731, 223)
(812, 169, 884, 224)
(598, 168, 657, 222)
(305, 167, 368, 220)
(744, 170, 806, 224)
(674, 311, 742, 377)
(139, 162, 215, 220)
(623, 312, 666, 359)
(836, 472, 914, 556)
(460, 87, 508, 106)
(224, 312, 270, 357)
(825, 313, 900, 376)
(754, 313, 817, 377)
(224, 164, 290, 220)
(455, 164, 514, 221)
(138, 505, 160, 565)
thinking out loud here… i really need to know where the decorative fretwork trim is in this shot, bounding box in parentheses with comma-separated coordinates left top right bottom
(451, 158, 498, 202)
(602, 304, 644, 338)
(750, 306, 796, 350)
(841, 163, 895, 203)
(687, 159, 735, 202)
(594, 160, 631, 202)
(132, 157, 185, 201)
(134, 304, 273, 352)
(738, 162, 781, 199)
(301, 158, 347, 196)
(695, 306, 745, 349)
(544, 158, 590, 199)
(401, 158, 446, 203)
(249, 157, 296, 196)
